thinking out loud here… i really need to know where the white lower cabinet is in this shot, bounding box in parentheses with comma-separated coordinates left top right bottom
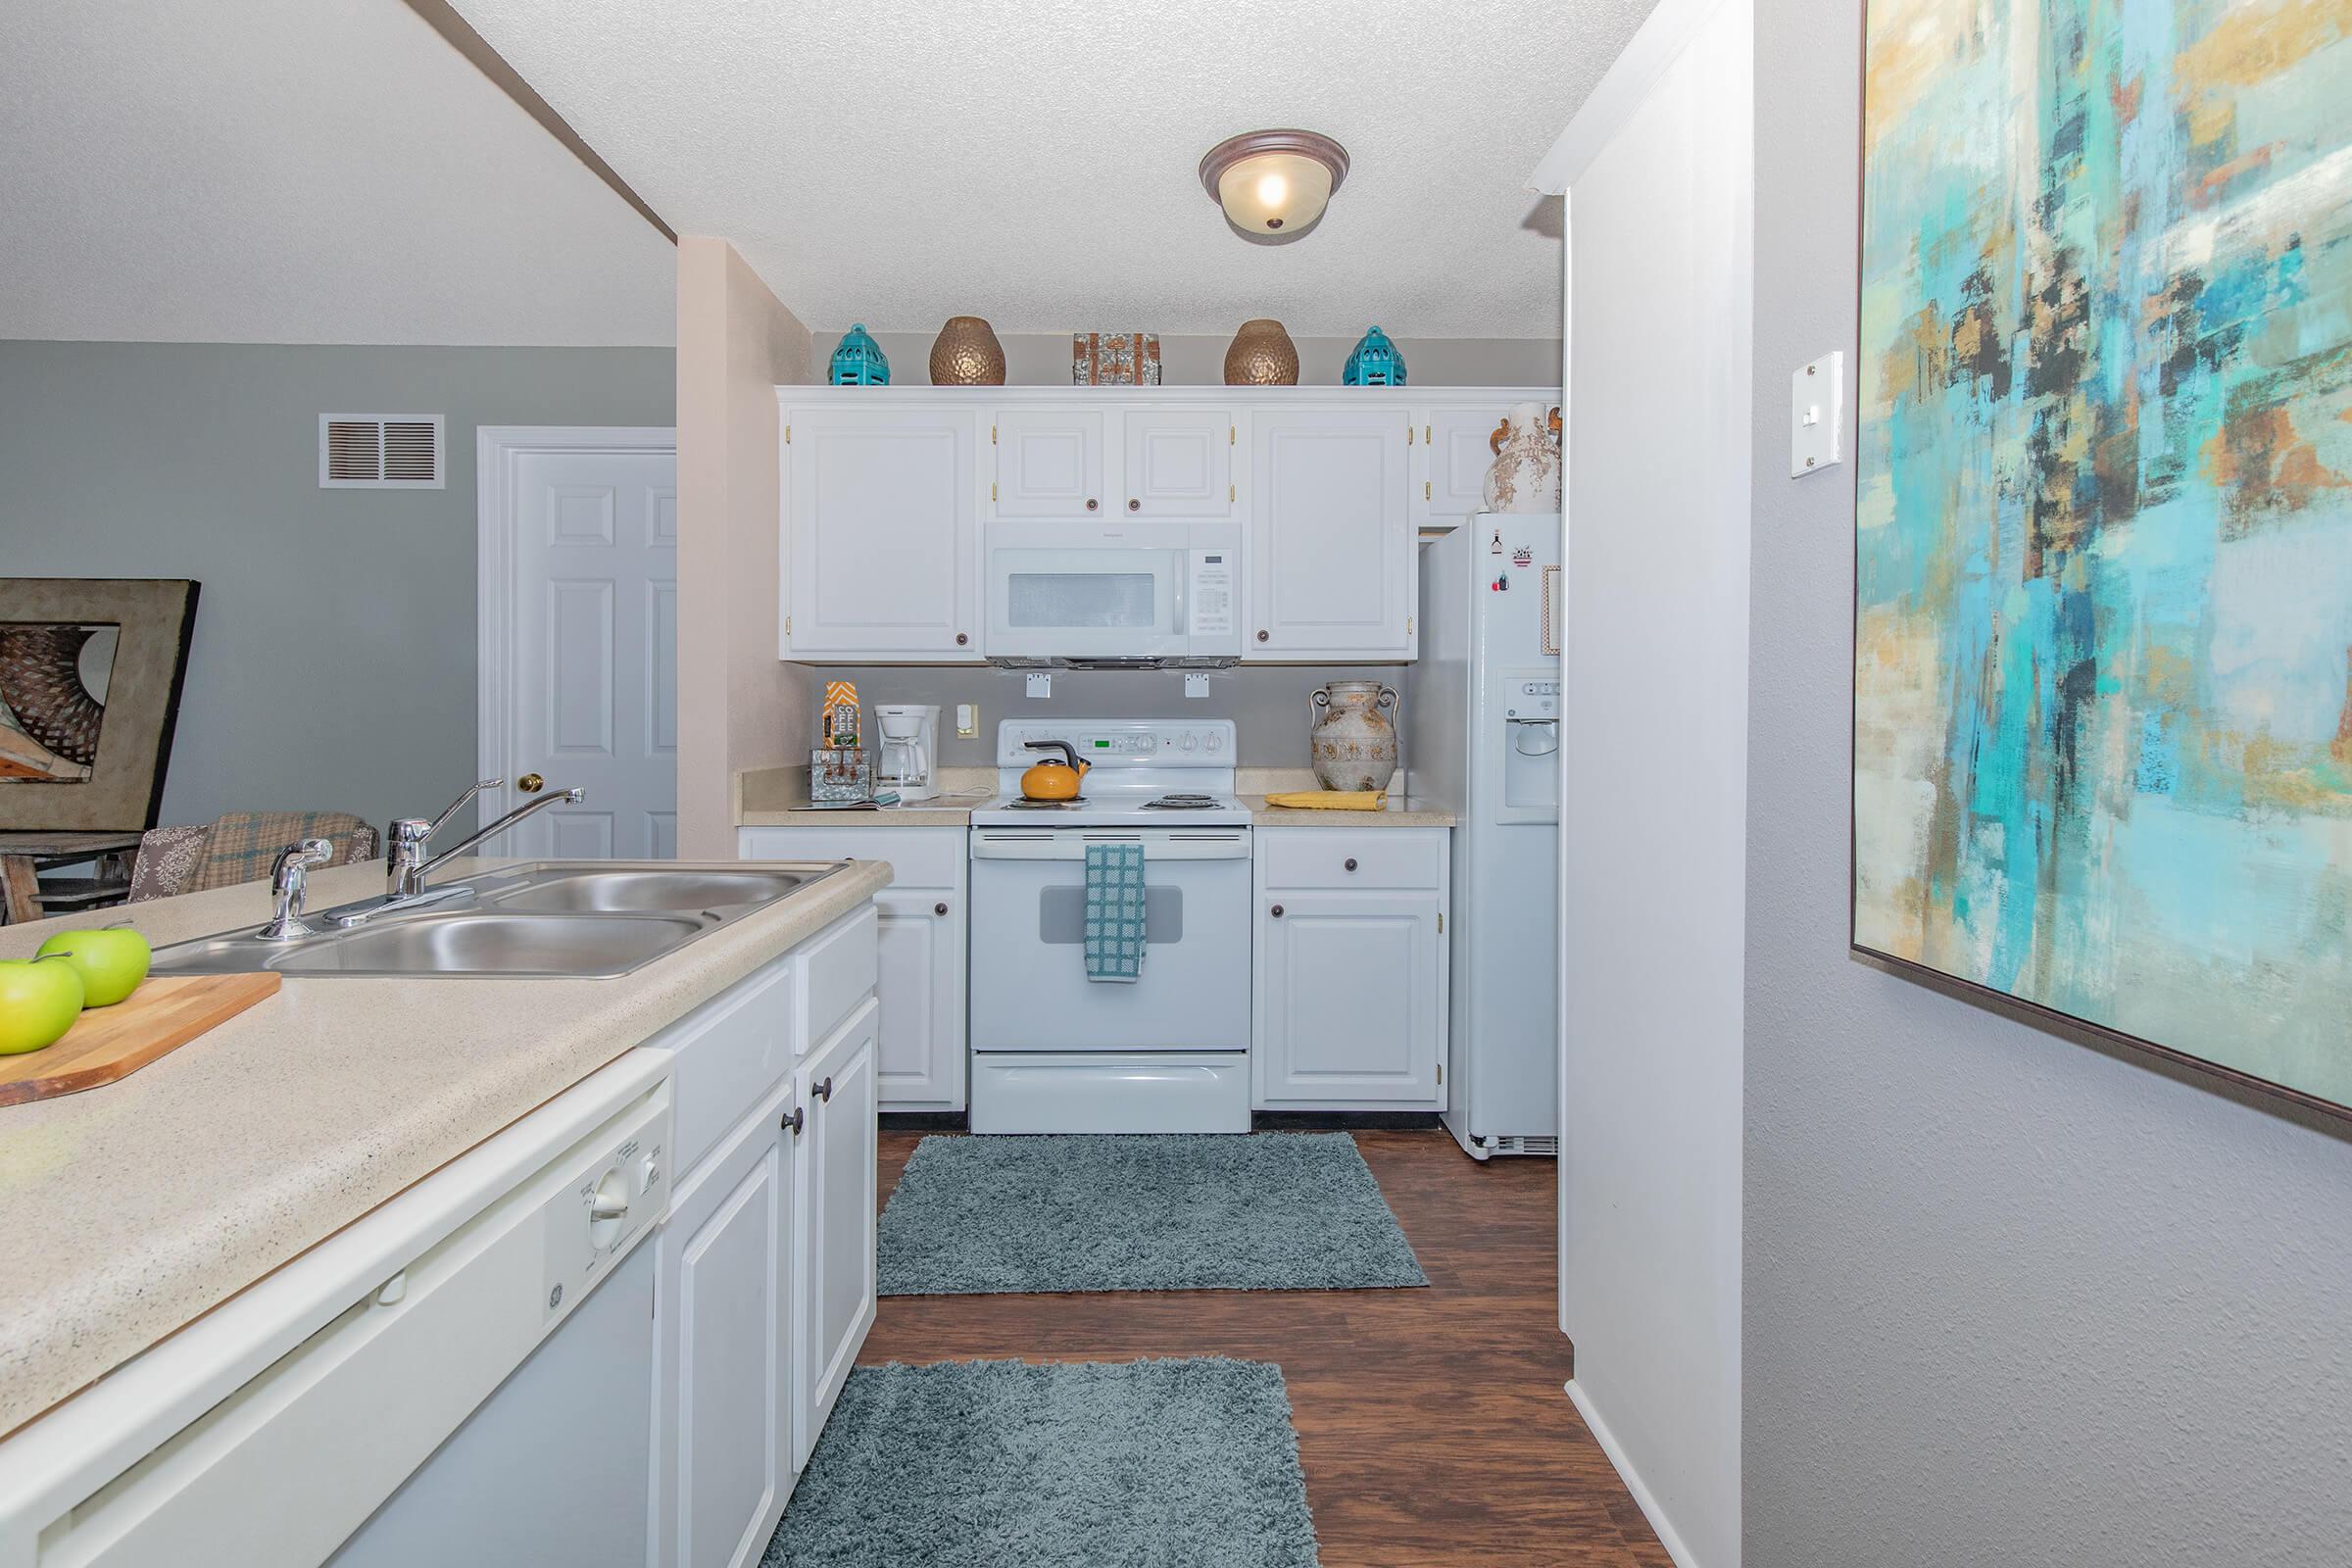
(791, 996, 880, 1471)
(654, 1077, 795, 1568)
(650, 909, 879, 1568)
(740, 826, 967, 1111)
(1252, 827, 1449, 1109)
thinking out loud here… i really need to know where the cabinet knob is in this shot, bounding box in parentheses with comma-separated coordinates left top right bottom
(1270, 904, 1284, 918)
(1128, 498, 1141, 513)
(1344, 858, 1358, 871)
(935, 902, 949, 916)
(956, 632, 969, 646)
(1086, 498, 1099, 511)
(781, 1106, 803, 1136)
(1256, 630, 1269, 643)
(814, 1075, 834, 1102)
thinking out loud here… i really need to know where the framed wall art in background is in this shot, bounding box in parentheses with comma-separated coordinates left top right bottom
(0, 579, 200, 831)
(1852, 0, 2352, 1112)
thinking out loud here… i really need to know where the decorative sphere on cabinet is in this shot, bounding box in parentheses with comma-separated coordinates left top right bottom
(1223, 319, 1300, 385)
(928, 317, 1006, 385)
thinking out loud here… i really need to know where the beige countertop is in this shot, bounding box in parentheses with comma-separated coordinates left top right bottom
(1243, 796, 1458, 826)
(0, 855, 891, 1438)
(736, 764, 994, 827)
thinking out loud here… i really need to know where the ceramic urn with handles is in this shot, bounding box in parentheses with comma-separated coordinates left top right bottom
(1309, 680, 1400, 793)
(1482, 400, 1563, 513)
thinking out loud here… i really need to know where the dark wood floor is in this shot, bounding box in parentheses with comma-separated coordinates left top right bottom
(864, 1128, 1670, 1567)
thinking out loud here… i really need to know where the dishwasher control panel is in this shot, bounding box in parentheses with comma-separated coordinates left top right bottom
(541, 1094, 670, 1325)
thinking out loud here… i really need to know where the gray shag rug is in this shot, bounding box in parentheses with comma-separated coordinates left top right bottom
(764, 1358, 1320, 1567)
(877, 1133, 1427, 1295)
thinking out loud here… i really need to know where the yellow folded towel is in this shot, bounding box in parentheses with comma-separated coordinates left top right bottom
(1263, 790, 1388, 811)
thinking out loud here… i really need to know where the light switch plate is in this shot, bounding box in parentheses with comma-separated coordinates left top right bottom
(956, 703, 977, 739)
(1790, 351, 1843, 476)
(1025, 671, 1052, 699)
(1185, 672, 1210, 699)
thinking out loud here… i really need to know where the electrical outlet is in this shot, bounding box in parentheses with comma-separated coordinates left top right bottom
(1026, 671, 1052, 699)
(1184, 672, 1210, 699)
(956, 703, 977, 739)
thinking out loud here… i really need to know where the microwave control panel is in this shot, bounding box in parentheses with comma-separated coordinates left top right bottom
(1187, 550, 1235, 637)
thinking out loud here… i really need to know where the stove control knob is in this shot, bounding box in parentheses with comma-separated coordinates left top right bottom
(1205, 733, 1224, 754)
(1181, 735, 1197, 752)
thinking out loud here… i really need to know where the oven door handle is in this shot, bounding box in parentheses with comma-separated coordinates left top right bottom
(969, 832, 1252, 861)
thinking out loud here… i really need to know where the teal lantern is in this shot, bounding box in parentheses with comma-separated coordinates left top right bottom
(829, 323, 890, 386)
(1342, 325, 1406, 387)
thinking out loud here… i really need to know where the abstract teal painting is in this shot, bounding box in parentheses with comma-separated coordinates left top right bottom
(1853, 0, 2352, 1110)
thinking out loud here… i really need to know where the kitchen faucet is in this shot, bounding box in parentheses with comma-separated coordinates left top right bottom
(257, 838, 334, 941)
(318, 777, 584, 929)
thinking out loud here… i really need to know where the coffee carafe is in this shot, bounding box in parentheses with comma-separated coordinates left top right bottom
(873, 705, 940, 803)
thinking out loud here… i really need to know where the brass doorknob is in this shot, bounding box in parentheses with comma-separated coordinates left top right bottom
(516, 773, 544, 794)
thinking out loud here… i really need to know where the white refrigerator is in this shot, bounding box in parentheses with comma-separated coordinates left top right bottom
(1406, 514, 1563, 1157)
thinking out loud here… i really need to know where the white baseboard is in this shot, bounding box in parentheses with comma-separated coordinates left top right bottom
(1564, 1379, 1707, 1568)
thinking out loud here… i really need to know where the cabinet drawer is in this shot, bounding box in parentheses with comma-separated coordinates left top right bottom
(795, 905, 879, 1051)
(647, 953, 795, 1176)
(740, 825, 965, 890)
(1259, 829, 1444, 890)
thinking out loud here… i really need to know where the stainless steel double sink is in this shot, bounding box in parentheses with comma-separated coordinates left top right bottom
(150, 861, 843, 979)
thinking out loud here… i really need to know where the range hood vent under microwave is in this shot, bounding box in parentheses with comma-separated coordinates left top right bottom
(987, 656, 1240, 671)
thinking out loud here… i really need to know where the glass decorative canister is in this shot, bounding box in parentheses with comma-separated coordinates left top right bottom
(1308, 680, 1400, 792)
(828, 323, 890, 386)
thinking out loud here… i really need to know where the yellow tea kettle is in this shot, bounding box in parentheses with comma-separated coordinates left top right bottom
(1019, 740, 1090, 801)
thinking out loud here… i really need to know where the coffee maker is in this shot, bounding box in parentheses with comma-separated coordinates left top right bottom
(873, 705, 940, 803)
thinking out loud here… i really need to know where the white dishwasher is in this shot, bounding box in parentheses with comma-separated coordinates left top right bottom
(18, 1068, 671, 1568)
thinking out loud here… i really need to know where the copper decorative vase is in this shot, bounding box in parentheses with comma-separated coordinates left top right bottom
(1224, 318, 1299, 385)
(929, 316, 1006, 385)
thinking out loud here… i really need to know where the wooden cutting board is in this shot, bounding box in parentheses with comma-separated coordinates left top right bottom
(0, 972, 281, 1107)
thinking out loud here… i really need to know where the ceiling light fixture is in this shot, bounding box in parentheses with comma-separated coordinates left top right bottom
(1200, 129, 1349, 237)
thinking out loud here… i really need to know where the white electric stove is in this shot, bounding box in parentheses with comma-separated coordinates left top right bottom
(968, 720, 1252, 1134)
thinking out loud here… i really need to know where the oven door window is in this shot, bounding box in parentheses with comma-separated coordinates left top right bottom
(1005, 570, 1160, 630)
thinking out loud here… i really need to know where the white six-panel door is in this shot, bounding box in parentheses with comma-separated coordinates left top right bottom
(479, 427, 679, 858)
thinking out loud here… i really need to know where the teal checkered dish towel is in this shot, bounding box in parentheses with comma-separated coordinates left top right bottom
(1083, 841, 1148, 982)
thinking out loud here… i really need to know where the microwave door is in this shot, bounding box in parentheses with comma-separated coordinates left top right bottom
(990, 548, 1183, 660)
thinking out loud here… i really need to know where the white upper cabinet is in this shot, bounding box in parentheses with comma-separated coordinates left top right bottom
(1248, 407, 1414, 660)
(783, 406, 981, 661)
(994, 408, 1107, 518)
(1121, 408, 1234, 519)
(778, 388, 1549, 665)
(1416, 406, 1510, 526)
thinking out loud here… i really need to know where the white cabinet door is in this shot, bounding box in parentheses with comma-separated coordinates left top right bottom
(791, 996, 879, 1471)
(1255, 891, 1442, 1105)
(784, 407, 980, 660)
(1414, 406, 1511, 527)
(1248, 409, 1413, 659)
(1121, 408, 1234, 519)
(874, 887, 966, 1110)
(654, 1077, 796, 1568)
(995, 408, 1107, 519)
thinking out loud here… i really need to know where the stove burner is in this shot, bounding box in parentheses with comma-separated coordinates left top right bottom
(1001, 797, 1085, 810)
(1140, 794, 1221, 810)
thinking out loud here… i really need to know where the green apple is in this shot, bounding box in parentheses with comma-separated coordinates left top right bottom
(37, 927, 152, 1007)
(0, 955, 85, 1055)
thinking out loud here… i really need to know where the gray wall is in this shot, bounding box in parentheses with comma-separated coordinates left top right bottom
(816, 664, 1405, 771)
(0, 341, 675, 842)
(852, 331, 1562, 389)
(1741, 2, 2352, 1563)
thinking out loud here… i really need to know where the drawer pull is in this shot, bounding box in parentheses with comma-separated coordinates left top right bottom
(935, 902, 949, 916)
(814, 1076, 835, 1102)
(956, 632, 969, 647)
(781, 1106, 804, 1136)
(1086, 498, 1099, 511)
(1256, 630, 1269, 643)
(1270, 904, 1284, 918)
(1128, 498, 1141, 512)
(1344, 858, 1358, 871)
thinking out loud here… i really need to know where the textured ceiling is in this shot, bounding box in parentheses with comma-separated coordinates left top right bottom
(447, 0, 1656, 338)
(0, 0, 674, 344)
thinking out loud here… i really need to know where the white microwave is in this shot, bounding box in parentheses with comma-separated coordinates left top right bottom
(984, 522, 1241, 663)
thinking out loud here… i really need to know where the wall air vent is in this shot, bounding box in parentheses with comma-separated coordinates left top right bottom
(319, 415, 445, 489)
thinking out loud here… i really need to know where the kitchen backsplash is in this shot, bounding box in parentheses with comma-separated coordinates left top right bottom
(818, 665, 1409, 768)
